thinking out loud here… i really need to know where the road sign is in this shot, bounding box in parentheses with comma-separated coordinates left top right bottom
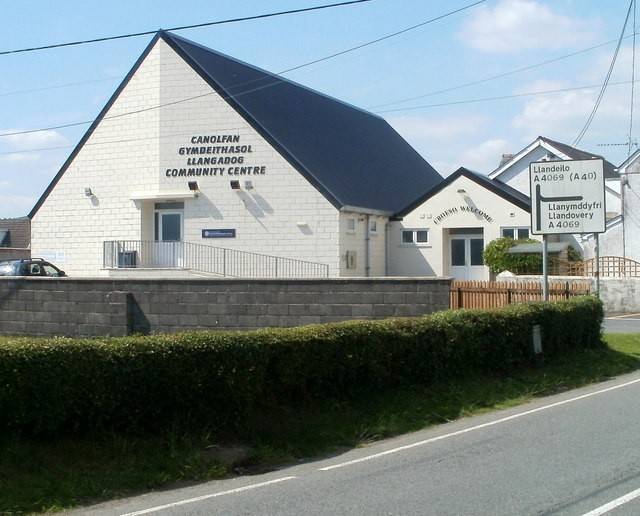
(529, 159, 605, 235)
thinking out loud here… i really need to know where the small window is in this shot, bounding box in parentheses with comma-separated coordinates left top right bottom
(402, 230, 414, 244)
(416, 230, 429, 243)
(502, 227, 530, 240)
(369, 220, 377, 234)
(402, 229, 429, 245)
(346, 218, 356, 233)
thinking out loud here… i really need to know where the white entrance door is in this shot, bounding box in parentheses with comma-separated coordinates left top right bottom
(450, 234, 485, 280)
(154, 211, 183, 267)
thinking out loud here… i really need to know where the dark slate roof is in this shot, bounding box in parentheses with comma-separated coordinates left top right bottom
(540, 136, 618, 179)
(394, 167, 530, 217)
(0, 217, 30, 248)
(161, 32, 442, 213)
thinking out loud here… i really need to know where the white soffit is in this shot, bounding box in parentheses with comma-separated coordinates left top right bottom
(129, 191, 196, 201)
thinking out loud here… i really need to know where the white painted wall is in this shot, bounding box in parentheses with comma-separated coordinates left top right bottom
(32, 42, 163, 276)
(32, 38, 345, 277)
(389, 175, 534, 279)
(495, 145, 550, 195)
(338, 212, 387, 276)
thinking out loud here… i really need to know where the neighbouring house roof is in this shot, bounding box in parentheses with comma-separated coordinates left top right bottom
(506, 242, 569, 254)
(0, 217, 30, 248)
(489, 136, 618, 180)
(394, 167, 530, 218)
(29, 31, 442, 218)
(617, 147, 640, 172)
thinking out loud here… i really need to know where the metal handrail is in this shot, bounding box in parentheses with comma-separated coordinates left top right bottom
(103, 240, 330, 278)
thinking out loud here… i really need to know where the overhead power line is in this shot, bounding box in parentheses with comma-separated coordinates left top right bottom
(369, 32, 640, 110)
(0, 0, 486, 139)
(0, 0, 375, 56)
(278, 0, 486, 74)
(5, 20, 632, 101)
(374, 79, 640, 113)
(5, 79, 640, 157)
(573, 0, 634, 146)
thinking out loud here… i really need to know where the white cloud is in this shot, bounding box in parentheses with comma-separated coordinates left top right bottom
(0, 194, 37, 217)
(0, 153, 40, 163)
(461, 0, 595, 53)
(512, 78, 629, 142)
(459, 139, 511, 173)
(388, 114, 486, 143)
(0, 129, 68, 150)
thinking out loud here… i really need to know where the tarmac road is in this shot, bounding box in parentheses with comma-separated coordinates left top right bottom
(603, 313, 640, 333)
(75, 371, 640, 516)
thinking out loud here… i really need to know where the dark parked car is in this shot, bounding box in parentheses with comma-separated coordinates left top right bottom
(0, 258, 66, 277)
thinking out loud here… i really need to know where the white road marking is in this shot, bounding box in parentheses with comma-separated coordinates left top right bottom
(606, 313, 640, 320)
(119, 476, 297, 516)
(581, 486, 640, 516)
(319, 376, 640, 472)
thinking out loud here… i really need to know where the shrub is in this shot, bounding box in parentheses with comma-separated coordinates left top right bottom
(483, 237, 542, 274)
(0, 297, 603, 437)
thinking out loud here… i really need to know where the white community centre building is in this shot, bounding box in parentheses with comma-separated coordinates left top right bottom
(28, 31, 638, 280)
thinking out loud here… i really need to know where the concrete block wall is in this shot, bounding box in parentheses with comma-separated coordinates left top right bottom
(0, 277, 451, 337)
(0, 279, 128, 337)
(497, 275, 639, 313)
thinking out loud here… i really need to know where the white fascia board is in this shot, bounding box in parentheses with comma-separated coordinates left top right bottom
(488, 138, 571, 180)
(605, 185, 621, 199)
(488, 140, 541, 179)
(339, 205, 393, 217)
(617, 148, 640, 173)
(130, 191, 196, 201)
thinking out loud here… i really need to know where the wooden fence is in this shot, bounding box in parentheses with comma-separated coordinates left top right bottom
(566, 256, 640, 278)
(450, 280, 591, 309)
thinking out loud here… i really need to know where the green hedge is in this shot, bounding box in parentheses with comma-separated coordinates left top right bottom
(0, 296, 603, 437)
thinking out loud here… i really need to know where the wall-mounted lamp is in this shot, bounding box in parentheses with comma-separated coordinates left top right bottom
(244, 180, 254, 190)
(84, 187, 93, 197)
(230, 180, 241, 190)
(456, 188, 466, 194)
(188, 181, 199, 191)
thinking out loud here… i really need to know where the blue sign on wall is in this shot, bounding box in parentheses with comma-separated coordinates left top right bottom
(202, 229, 236, 238)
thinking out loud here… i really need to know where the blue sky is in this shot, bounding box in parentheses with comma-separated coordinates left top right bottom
(0, 0, 636, 217)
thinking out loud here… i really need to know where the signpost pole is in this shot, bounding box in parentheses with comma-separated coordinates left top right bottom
(595, 233, 600, 298)
(542, 234, 549, 301)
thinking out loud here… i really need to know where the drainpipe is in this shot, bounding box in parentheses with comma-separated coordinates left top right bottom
(384, 221, 389, 276)
(365, 214, 371, 277)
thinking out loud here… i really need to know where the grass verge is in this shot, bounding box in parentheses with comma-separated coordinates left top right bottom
(2, 333, 640, 514)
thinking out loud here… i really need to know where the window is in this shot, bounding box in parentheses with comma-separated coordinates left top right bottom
(369, 220, 377, 234)
(502, 227, 530, 240)
(401, 229, 429, 245)
(346, 218, 356, 233)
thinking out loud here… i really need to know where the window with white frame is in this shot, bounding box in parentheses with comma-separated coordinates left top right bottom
(401, 228, 429, 245)
(369, 219, 377, 234)
(346, 217, 356, 233)
(502, 227, 530, 240)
